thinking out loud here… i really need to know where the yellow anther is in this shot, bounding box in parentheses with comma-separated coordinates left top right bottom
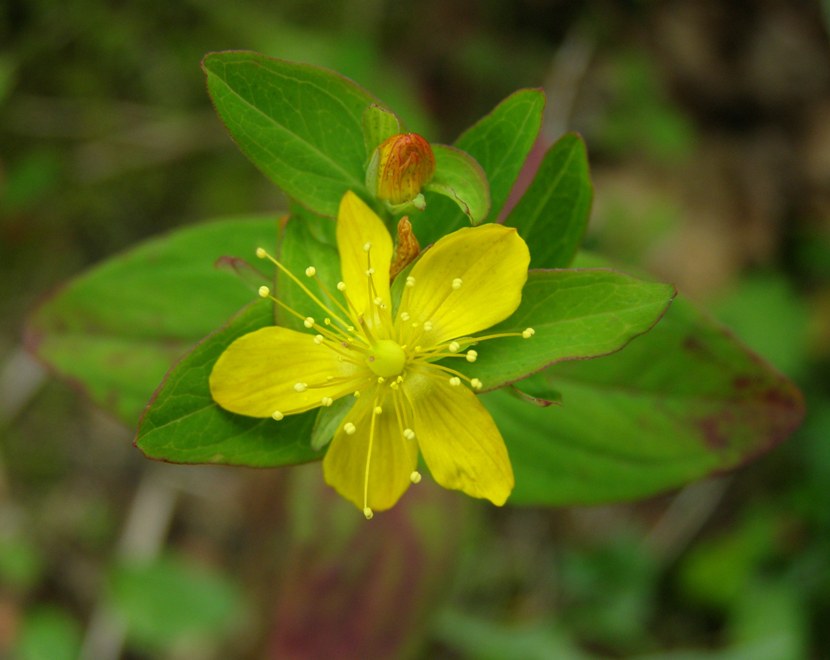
(423, 321, 433, 332)
(405, 276, 415, 287)
(390, 381, 399, 390)
(452, 277, 463, 290)
(373, 296, 384, 306)
(322, 396, 333, 407)
(304, 317, 315, 328)
(354, 390, 361, 398)
(449, 377, 461, 386)
(414, 345, 422, 352)
(448, 341, 460, 353)
(271, 411, 284, 421)
(403, 428, 416, 440)
(305, 266, 316, 277)
(314, 334, 324, 344)
(410, 471, 422, 484)
(255, 247, 267, 259)
(377, 376, 385, 384)
(363, 507, 374, 519)
(466, 350, 478, 363)
(344, 422, 357, 435)
(293, 382, 308, 393)
(396, 375, 404, 383)
(324, 318, 332, 325)
(522, 327, 536, 339)
(363, 242, 372, 252)
(366, 268, 375, 276)
(400, 312, 411, 321)
(471, 378, 483, 390)
(337, 281, 346, 291)
(374, 406, 383, 415)
(258, 285, 270, 298)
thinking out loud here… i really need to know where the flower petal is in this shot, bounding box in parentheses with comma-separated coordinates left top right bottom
(404, 368, 514, 505)
(336, 191, 393, 324)
(396, 224, 529, 345)
(323, 387, 419, 512)
(210, 326, 365, 417)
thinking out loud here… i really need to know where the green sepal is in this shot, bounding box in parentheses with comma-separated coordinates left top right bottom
(362, 104, 402, 161)
(423, 144, 490, 225)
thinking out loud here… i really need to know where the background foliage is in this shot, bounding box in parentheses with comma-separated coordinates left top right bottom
(2, 0, 829, 658)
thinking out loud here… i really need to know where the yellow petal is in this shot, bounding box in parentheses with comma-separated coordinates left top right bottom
(396, 224, 529, 346)
(336, 191, 393, 326)
(323, 387, 419, 512)
(404, 367, 514, 505)
(209, 326, 365, 417)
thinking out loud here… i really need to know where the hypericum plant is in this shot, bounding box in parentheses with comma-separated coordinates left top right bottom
(28, 52, 804, 516)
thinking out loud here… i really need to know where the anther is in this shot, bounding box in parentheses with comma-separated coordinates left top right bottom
(344, 422, 357, 435)
(303, 317, 315, 328)
(423, 321, 433, 332)
(400, 312, 411, 321)
(255, 247, 267, 259)
(314, 334, 324, 344)
(377, 376, 385, 384)
(373, 296, 383, 306)
(271, 411, 284, 421)
(448, 341, 460, 353)
(374, 406, 382, 415)
(293, 382, 308, 393)
(337, 281, 346, 291)
(363, 507, 374, 519)
(354, 391, 361, 398)
(471, 378, 483, 390)
(405, 276, 415, 287)
(305, 266, 317, 277)
(366, 268, 375, 276)
(363, 242, 372, 252)
(258, 285, 270, 298)
(466, 350, 478, 363)
(449, 377, 461, 387)
(522, 327, 536, 339)
(410, 471, 422, 484)
(403, 428, 416, 440)
(322, 396, 333, 407)
(452, 277, 463, 290)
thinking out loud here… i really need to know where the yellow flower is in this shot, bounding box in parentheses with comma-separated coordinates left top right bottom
(210, 191, 533, 518)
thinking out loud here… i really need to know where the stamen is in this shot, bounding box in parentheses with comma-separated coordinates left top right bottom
(423, 321, 433, 332)
(255, 247, 267, 259)
(271, 411, 284, 421)
(373, 296, 384, 306)
(403, 428, 416, 440)
(400, 312, 411, 321)
(374, 406, 382, 415)
(337, 281, 346, 291)
(363, 507, 374, 520)
(258, 285, 270, 298)
(405, 276, 415, 287)
(365, 268, 375, 276)
(314, 334, 324, 344)
(522, 327, 536, 338)
(363, 242, 372, 252)
(448, 341, 460, 353)
(410, 471, 422, 484)
(471, 378, 483, 390)
(305, 266, 317, 277)
(449, 377, 461, 387)
(354, 391, 360, 398)
(303, 317, 315, 328)
(321, 396, 333, 407)
(452, 277, 463, 290)
(293, 382, 308, 393)
(466, 350, 478, 363)
(344, 422, 357, 435)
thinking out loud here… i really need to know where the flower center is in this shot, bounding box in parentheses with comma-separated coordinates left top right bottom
(367, 339, 406, 378)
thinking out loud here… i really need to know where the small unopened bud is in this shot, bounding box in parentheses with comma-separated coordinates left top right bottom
(390, 216, 420, 279)
(366, 133, 436, 205)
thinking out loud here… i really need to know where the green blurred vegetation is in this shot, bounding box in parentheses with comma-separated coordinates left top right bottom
(2, 0, 829, 658)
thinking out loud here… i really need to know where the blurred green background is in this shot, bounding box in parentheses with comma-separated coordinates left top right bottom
(2, 0, 829, 658)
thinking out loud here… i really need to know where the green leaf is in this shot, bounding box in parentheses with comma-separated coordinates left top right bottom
(455, 269, 676, 389)
(424, 144, 490, 225)
(203, 51, 379, 217)
(488, 294, 804, 505)
(504, 133, 593, 268)
(14, 607, 81, 660)
(27, 217, 277, 425)
(136, 300, 320, 466)
(455, 88, 545, 221)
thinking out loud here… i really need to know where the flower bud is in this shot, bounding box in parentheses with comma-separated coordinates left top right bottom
(366, 133, 436, 205)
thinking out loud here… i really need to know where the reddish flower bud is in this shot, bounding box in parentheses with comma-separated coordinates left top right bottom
(366, 133, 436, 205)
